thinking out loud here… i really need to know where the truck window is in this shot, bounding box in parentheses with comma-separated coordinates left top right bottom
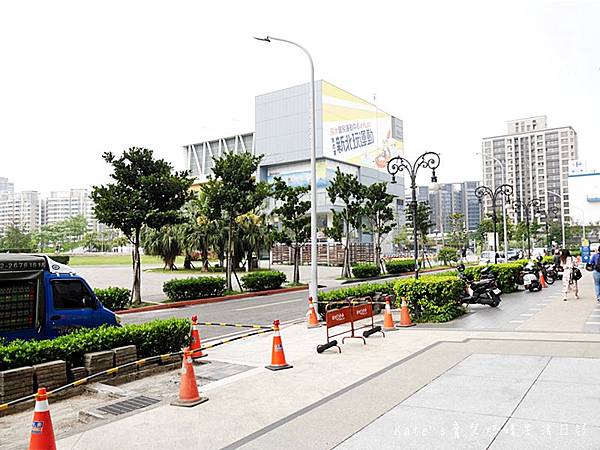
(0, 280, 37, 331)
(52, 280, 95, 310)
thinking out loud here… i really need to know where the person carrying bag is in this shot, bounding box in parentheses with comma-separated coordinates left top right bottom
(586, 248, 600, 302)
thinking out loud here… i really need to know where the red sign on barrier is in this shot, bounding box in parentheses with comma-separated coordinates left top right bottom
(351, 303, 372, 321)
(326, 306, 352, 328)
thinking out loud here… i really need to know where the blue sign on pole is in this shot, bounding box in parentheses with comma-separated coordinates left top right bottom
(581, 246, 591, 264)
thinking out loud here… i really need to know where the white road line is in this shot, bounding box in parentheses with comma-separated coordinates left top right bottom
(510, 320, 525, 324)
(528, 308, 542, 311)
(586, 322, 600, 325)
(235, 298, 305, 311)
(520, 313, 534, 317)
(535, 303, 547, 306)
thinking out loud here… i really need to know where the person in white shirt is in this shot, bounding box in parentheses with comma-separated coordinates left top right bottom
(560, 249, 579, 301)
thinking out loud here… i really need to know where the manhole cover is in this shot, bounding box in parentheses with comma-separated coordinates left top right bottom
(97, 395, 161, 416)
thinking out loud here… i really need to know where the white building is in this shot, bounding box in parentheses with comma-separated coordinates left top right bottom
(568, 161, 600, 225)
(0, 191, 41, 234)
(481, 116, 577, 224)
(0, 177, 14, 193)
(42, 189, 97, 230)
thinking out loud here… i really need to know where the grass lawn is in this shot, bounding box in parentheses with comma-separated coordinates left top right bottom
(69, 255, 186, 266)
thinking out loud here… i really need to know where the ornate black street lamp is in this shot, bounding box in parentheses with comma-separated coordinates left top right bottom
(539, 206, 561, 252)
(475, 184, 513, 264)
(387, 152, 440, 279)
(513, 198, 542, 259)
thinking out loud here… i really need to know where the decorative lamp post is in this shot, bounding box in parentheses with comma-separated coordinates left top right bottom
(387, 152, 440, 279)
(513, 198, 542, 259)
(474, 184, 513, 264)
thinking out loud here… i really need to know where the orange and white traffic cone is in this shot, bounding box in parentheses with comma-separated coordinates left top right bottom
(306, 297, 321, 329)
(170, 347, 208, 407)
(539, 272, 548, 288)
(398, 298, 416, 327)
(382, 296, 396, 331)
(29, 387, 56, 450)
(266, 320, 292, 371)
(190, 315, 206, 360)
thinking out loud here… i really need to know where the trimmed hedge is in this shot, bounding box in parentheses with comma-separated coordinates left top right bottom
(394, 276, 465, 323)
(163, 276, 226, 301)
(385, 259, 416, 274)
(0, 318, 190, 371)
(352, 263, 381, 279)
(241, 270, 287, 291)
(463, 261, 527, 293)
(95, 287, 131, 311)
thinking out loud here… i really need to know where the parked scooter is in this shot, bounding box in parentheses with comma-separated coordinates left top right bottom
(542, 263, 557, 285)
(457, 264, 502, 307)
(521, 261, 542, 292)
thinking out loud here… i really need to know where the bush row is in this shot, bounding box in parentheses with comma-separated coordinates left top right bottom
(0, 318, 190, 371)
(385, 259, 416, 274)
(95, 287, 131, 311)
(463, 261, 527, 293)
(351, 263, 381, 279)
(241, 271, 287, 291)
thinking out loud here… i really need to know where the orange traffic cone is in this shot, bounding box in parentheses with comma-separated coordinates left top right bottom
(266, 320, 292, 371)
(382, 296, 396, 331)
(398, 298, 416, 327)
(170, 347, 208, 407)
(29, 387, 56, 450)
(190, 315, 206, 360)
(306, 297, 321, 329)
(540, 273, 548, 288)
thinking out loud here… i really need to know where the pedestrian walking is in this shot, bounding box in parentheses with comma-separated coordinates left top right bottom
(589, 248, 600, 302)
(560, 249, 579, 301)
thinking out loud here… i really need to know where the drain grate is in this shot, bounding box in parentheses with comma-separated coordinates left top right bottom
(97, 396, 161, 416)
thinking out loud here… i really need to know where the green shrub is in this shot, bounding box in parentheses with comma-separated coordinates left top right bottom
(241, 270, 287, 291)
(438, 247, 459, 265)
(95, 287, 131, 311)
(352, 263, 381, 279)
(463, 261, 526, 293)
(542, 256, 554, 265)
(0, 318, 190, 371)
(394, 276, 465, 323)
(385, 259, 415, 274)
(570, 249, 581, 257)
(163, 276, 226, 301)
(316, 281, 396, 317)
(48, 255, 70, 265)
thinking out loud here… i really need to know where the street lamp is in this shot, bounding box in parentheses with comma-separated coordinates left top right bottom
(547, 190, 566, 248)
(539, 206, 560, 251)
(387, 152, 441, 279)
(254, 35, 319, 308)
(474, 184, 513, 264)
(513, 198, 541, 259)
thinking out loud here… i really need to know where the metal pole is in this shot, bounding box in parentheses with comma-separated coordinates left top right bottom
(548, 190, 565, 248)
(255, 36, 318, 308)
(492, 206, 498, 263)
(526, 213, 532, 259)
(412, 185, 419, 279)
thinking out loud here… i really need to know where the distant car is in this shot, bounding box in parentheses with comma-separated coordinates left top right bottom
(506, 250, 520, 261)
(479, 251, 505, 265)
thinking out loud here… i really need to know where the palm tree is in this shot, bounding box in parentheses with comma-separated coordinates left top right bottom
(141, 225, 182, 270)
(235, 212, 263, 271)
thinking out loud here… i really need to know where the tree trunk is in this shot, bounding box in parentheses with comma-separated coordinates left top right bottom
(246, 250, 251, 272)
(342, 220, 351, 278)
(226, 218, 233, 291)
(184, 253, 192, 270)
(132, 230, 142, 306)
(293, 245, 300, 284)
(201, 243, 209, 272)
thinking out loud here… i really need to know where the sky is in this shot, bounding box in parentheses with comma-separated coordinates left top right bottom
(0, 0, 599, 195)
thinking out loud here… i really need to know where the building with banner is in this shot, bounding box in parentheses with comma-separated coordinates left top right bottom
(183, 81, 405, 251)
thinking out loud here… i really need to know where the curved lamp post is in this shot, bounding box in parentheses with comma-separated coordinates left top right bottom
(387, 151, 440, 279)
(254, 35, 319, 309)
(539, 206, 560, 251)
(475, 184, 513, 264)
(513, 198, 542, 259)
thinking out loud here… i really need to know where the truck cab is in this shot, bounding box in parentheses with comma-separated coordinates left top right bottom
(0, 254, 120, 342)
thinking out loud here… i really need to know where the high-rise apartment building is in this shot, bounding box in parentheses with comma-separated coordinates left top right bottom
(428, 181, 482, 233)
(481, 116, 577, 224)
(0, 191, 41, 234)
(42, 189, 97, 230)
(0, 177, 14, 193)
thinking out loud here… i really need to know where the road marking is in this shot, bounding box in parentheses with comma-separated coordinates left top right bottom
(586, 322, 600, 325)
(520, 313, 534, 317)
(510, 320, 525, 324)
(528, 308, 541, 311)
(535, 303, 547, 306)
(235, 298, 305, 311)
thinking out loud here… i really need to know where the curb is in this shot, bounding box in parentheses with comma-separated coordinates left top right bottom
(115, 285, 309, 315)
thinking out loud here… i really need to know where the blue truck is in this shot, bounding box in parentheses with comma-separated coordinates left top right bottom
(0, 254, 120, 342)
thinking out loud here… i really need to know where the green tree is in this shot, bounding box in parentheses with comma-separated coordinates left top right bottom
(405, 201, 433, 247)
(178, 195, 212, 271)
(362, 182, 395, 273)
(141, 225, 182, 270)
(325, 168, 364, 278)
(447, 213, 467, 249)
(202, 152, 268, 290)
(271, 177, 310, 284)
(91, 148, 193, 305)
(0, 225, 34, 251)
(82, 232, 101, 252)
